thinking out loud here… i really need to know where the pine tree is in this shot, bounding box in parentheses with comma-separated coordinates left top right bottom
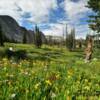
(65, 24, 69, 48)
(86, 34, 90, 44)
(48, 36, 53, 46)
(66, 28, 75, 51)
(23, 33, 27, 44)
(0, 25, 4, 46)
(34, 25, 42, 48)
(87, 0, 100, 32)
(78, 39, 82, 48)
(71, 28, 76, 50)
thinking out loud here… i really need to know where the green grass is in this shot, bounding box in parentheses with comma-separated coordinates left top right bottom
(0, 43, 100, 100)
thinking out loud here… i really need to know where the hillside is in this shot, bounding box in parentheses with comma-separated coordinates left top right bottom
(0, 15, 46, 43)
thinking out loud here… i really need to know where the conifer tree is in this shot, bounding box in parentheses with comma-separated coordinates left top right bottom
(87, 0, 100, 32)
(34, 25, 42, 48)
(66, 28, 75, 51)
(23, 33, 27, 44)
(0, 25, 4, 46)
(65, 24, 69, 48)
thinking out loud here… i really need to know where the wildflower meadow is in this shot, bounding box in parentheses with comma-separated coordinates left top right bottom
(0, 44, 100, 100)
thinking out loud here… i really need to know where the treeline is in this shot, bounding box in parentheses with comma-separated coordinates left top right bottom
(0, 24, 44, 48)
(0, 23, 87, 51)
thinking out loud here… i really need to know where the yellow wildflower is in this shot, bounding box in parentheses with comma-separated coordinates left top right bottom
(56, 74, 60, 79)
(68, 75, 71, 79)
(34, 83, 40, 90)
(84, 86, 90, 90)
(2, 58, 8, 62)
(45, 80, 52, 86)
(6, 73, 9, 77)
(68, 69, 74, 76)
(84, 79, 88, 83)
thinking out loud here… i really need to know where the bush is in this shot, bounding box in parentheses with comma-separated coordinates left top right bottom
(5, 49, 27, 60)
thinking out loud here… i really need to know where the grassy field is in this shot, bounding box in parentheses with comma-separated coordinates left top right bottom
(0, 43, 100, 100)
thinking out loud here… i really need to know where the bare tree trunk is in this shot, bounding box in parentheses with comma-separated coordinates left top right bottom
(84, 36, 93, 63)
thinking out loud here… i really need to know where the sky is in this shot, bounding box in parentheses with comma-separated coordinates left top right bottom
(0, 0, 93, 39)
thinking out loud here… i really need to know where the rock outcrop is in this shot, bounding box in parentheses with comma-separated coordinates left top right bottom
(0, 15, 46, 43)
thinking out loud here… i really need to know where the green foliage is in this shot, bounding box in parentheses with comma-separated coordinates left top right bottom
(0, 25, 4, 46)
(34, 25, 42, 48)
(66, 28, 75, 51)
(47, 36, 53, 46)
(23, 33, 27, 44)
(0, 43, 99, 99)
(87, 0, 100, 32)
(0, 45, 100, 100)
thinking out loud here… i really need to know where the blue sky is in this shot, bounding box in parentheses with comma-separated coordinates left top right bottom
(0, 0, 93, 38)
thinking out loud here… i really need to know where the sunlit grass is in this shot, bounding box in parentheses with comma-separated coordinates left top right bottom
(0, 43, 100, 99)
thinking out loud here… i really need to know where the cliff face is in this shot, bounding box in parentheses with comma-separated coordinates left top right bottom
(0, 15, 46, 43)
(0, 15, 23, 42)
(20, 27, 35, 44)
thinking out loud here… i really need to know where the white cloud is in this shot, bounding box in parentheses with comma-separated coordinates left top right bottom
(59, 0, 91, 38)
(0, 0, 57, 24)
(43, 22, 90, 39)
(0, 0, 21, 21)
(0, 0, 92, 39)
(42, 0, 91, 39)
(75, 24, 89, 39)
(43, 23, 64, 36)
(18, 0, 57, 23)
(64, 0, 89, 21)
(43, 23, 72, 37)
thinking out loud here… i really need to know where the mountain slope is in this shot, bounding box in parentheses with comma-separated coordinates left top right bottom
(0, 15, 46, 43)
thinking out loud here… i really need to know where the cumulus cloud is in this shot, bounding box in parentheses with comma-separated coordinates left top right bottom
(18, 0, 57, 23)
(0, 0, 57, 24)
(43, 23, 64, 36)
(43, 23, 72, 37)
(0, 0, 21, 21)
(43, 0, 91, 39)
(59, 0, 91, 38)
(43, 22, 90, 39)
(75, 24, 90, 39)
(0, 0, 92, 38)
(63, 0, 89, 21)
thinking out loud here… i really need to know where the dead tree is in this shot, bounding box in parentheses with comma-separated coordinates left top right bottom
(84, 36, 93, 62)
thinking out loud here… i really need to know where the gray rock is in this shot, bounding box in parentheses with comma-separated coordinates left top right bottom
(0, 15, 46, 43)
